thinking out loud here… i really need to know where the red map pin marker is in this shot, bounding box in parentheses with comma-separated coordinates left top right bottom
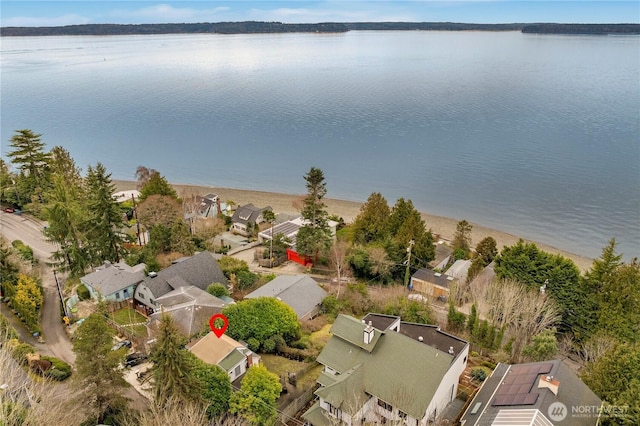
(209, 313, 228, 338)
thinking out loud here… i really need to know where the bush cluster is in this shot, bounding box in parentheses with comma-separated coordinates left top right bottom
(41, 356, 72, 381)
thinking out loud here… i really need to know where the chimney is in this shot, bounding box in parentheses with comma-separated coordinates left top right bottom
(364, 321, 374, 345)
(538, 375, 560, 395)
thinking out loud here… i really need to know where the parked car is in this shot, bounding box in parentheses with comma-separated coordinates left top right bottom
(125, 352, 147, 368)
(3, 208, 14, 213)
(111, 340, 132, 351)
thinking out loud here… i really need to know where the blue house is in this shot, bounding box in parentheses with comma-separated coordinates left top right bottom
(81, 261, 146, 302)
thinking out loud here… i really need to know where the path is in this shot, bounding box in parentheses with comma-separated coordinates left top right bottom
(1, 211, 75, 364)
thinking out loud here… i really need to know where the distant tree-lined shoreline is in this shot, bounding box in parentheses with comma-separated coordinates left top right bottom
(1, 21, 638, 36)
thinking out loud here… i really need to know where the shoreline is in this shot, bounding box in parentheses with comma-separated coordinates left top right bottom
(114, 180, 594, 271)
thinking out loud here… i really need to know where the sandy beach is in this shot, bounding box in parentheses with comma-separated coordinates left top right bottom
(114, 180, 594, 271)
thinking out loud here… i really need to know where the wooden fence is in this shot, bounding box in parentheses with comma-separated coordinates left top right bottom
(279, 383, 319, 425)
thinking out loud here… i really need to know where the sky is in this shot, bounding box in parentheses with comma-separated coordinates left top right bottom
(1, 1, 638, 27)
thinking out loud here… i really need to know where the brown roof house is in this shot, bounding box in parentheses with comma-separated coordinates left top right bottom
(148, 286, 232, 338)
(244, 274, 327, 320)
(134, 251, 228, 312)
(303, 313, 469, 426)
(459, 359, 602, 426)
(188, 332, 260, 382)
(410, 268, 458, 301)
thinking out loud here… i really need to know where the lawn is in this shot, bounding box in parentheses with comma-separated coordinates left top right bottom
(261, 354, 308, 378)
(109, 307, 147, 337)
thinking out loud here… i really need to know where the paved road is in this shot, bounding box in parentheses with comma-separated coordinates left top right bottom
(1, 211, 76, 365)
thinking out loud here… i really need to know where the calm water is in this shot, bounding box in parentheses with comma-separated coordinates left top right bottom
(1, 31, 639, 260)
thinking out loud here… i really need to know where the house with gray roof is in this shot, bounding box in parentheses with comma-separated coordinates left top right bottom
(148, 285, 232, 337)
(134, 251, 228, 314)
(230, 203, 272, 236)
(303, 313, 469, 426)
(459, 359, 602, 426)
(80, 261, 145, 302)
(244, 274, 327, 320)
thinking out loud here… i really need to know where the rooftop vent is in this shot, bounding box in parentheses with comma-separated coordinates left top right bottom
(434, 272, 442, 277)
(418, 336, 423, 342)
(148, 271, 158, 278)
(448, 346, 454, 355)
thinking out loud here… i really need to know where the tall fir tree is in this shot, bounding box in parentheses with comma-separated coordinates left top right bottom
(6, 129, 52, 207)
(85, 163, 126, 265)
(73, 308, 129, 423)
(296, 167, 332, 258)
(150, 314, 202, 405)
(43, 175, 89, 276)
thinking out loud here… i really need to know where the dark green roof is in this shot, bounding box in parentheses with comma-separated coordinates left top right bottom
(218, 348, 246, 372)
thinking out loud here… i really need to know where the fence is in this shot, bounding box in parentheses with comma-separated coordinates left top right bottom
(279, 383, 319, 425)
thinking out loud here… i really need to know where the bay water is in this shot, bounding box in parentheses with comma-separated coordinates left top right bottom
(1, 31, 638, 259)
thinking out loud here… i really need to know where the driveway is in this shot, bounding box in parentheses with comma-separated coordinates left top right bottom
(1, 211, 75, 365)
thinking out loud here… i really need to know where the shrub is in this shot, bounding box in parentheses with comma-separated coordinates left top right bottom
(41, 356, 72, 381)
(470, 351, 480, 357)
(247, 338, 260, 353)
(11, 240, 36, 265)
(471, 367, 487, 382)
(77, 284, 91, 300)
(262, 337, 276, 353)
(482, 360, 497, 370)
(207, 283, 229, 298)
(11, 341, 35, 365)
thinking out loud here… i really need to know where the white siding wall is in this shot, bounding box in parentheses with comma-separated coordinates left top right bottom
(421, 344, 470, 424)
(135, 284, 158, 309)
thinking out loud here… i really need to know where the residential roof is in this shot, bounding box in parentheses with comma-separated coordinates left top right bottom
(244, 275, 328, 318)
(411, 268, 458, 289)
(150, 286, 229, 337)
(315, 315, 461, 419)
(231, 203, 271, 225)
(460, 359, 602, 426)
(188, 332, 246, 372)
(362, 313, 468, 357)
(81, 261, 145, 296)
(112, 189, 141, 203)
(303, 401, 331, 426)
(139, 251, 228, 299)
(446, 259, 472, 280)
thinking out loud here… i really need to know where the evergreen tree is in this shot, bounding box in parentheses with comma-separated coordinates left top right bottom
(150, 314, 201, 405)
(43, 175, 90, 276)
(139, 170, 178, 201)
(522, 328, 558, 361)
(596, 259, 640, 343)
(85, 163, 126, 265)
(296, 167, 332, 258)
(6, 129, 52, 207)
(452, 219, 473, 257)
(230, 364, 281, 426)
(73, 309, 129, 423)
(49, 145, 83, 189)
(387, 198, 435, 281)
(351, 192, 390, 244)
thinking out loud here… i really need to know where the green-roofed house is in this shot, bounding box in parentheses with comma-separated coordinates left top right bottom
(303, 313, 469, 426)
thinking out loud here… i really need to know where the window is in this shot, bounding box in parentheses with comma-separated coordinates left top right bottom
(115, 292, 121, 300)
(234, 365, 242, 377)
(398, 411, 407, 420)
(124, 288, 130, 297)
(138, 292, 144, 299)
(150, 299, 154, 305)
(327, 403, 341, 418)
(377, 399, 393, 412)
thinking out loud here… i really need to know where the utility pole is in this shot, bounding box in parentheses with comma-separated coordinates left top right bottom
(132, 193, 142, 246)
(404, 239, 415, 287)
(53, 269, 68, 318)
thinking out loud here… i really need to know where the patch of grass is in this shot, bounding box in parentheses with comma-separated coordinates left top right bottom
(110, 307, 147, 337)
(308, 323, 332, 350)
(261, 354, 307, 378)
